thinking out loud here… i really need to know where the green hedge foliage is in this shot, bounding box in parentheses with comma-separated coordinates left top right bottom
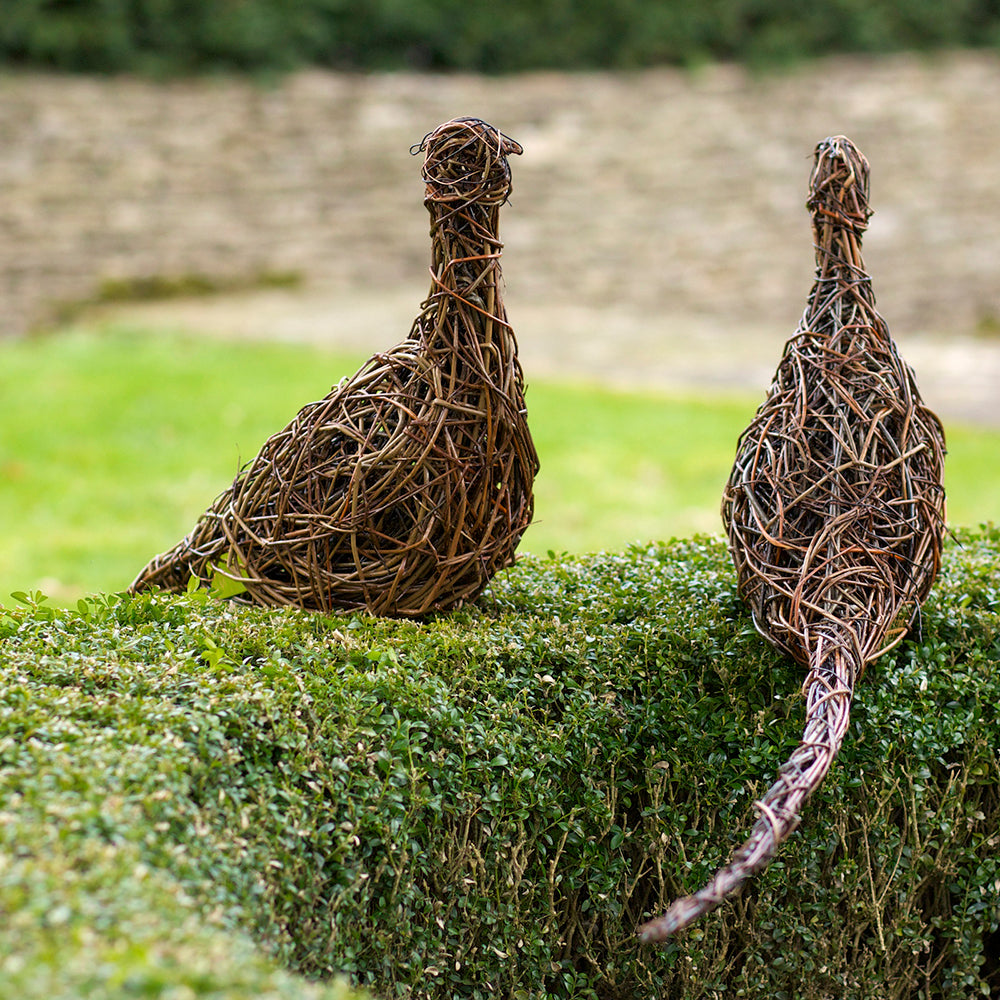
(1, 530, 998, 999)
(2, 0, 1000, 74)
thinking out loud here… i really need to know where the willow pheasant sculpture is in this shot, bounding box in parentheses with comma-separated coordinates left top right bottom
(131, 118, 538, 617)
(640, 135, 946, 941)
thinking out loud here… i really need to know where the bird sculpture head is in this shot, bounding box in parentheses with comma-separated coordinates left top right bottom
(415, 117, 523, 208)
(806, 134, 872, 241)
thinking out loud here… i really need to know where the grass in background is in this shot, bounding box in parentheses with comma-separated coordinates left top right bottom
(2, 324, 998, 603)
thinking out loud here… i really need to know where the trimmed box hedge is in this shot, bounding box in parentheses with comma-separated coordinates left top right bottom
(1, 530, 998, 998)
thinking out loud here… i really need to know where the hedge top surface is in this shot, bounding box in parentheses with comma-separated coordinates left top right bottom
(1, 530, 998, 999)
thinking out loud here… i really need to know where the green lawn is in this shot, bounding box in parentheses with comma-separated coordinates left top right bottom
(2, 324, 997, 604)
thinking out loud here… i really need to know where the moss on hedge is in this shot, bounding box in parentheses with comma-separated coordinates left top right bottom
(1, 531, 998, 999)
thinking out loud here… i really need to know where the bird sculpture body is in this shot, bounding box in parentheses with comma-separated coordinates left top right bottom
(639, 135, 946, 941)
(131, 118, 538, 617)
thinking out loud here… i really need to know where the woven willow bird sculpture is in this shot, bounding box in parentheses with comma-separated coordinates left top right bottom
(131, 118, 538, 617)
(639, 135, 946, 941)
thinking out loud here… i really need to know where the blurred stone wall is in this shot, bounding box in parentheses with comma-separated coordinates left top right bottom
(3, 53, 1000, 337)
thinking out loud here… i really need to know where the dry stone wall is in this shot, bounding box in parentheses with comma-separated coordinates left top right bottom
(3, 53, 1000, 338)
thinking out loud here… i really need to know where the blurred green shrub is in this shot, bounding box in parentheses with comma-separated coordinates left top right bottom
(1, 531, 998, 998)
(1, 0, 999, 74)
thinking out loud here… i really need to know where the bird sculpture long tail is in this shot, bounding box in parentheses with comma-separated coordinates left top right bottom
(639, 135, 946, 942)
(130, 118, 537, 616)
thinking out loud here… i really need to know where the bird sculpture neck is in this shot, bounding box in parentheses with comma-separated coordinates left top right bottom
(412, 118, 522, 365)
(413, 196, 511, 372)
(427, 197, 505, 311)
(803, 136, 881, 341)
